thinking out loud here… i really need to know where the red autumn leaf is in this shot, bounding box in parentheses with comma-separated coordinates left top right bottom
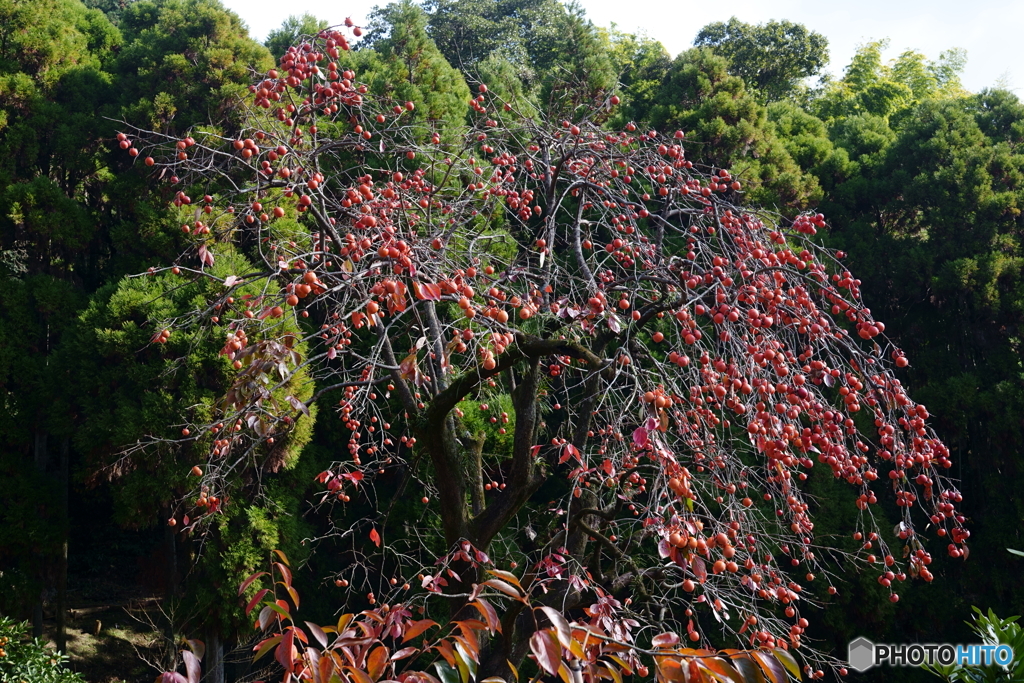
(275, 629, 295, 671)
(529, 629, 560, 675)
(692, 557, 708, 582)
(245, 589, 269, 616)
(369, 527, 381, 547)
(198, 244, 215, 267)
(341, 470, 364, 486)
(305, 621, 329, 648)
(651, 632, 680, 648)
(414, 281, 442, 300)
(471, 599, 501, 633)
(238, 571, 268, 596)
(538, 606, 572, 648)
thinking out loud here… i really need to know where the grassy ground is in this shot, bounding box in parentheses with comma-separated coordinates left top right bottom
(39, 575, 169, 683)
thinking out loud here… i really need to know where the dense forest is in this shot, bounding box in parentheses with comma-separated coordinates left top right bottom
(1, 0, 1023, 682)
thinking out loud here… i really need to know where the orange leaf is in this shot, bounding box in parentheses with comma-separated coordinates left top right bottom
(402, 619, 439, 643)
(751, 651, 787, 683)
(281, 582, 301, 611)
(481, 578, 525, 602)
(369, 527, 381, 547)
(486, 569, 522, 587)
(700, 656, 744, 683)
(319, 652, 337, 682)
(435, 639, 456, 667)
(347, 666, 375, 683)
(455, 627, 480, 659)
(366, 645, 389, 681)
(471, 600, 501, 633)
(414, 282, 443, 301)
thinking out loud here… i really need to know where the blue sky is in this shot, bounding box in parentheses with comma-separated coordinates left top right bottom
(220, 0, 1022, 94)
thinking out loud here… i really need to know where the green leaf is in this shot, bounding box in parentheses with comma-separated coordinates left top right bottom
(435, 660, 461, 683)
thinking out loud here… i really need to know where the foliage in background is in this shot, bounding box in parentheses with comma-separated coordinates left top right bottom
(1, 2, 1023, 682)
(264, 13, 329, 60)
(694, 17, 829, 104)
(925, 609, 1024, 682)
(0, 616, 85, 683)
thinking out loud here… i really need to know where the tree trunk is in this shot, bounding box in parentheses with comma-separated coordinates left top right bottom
(32, 431, 48, 640)
(204, 627, 225, 683)
(56, 438, 69, 653)
(165, 512, 179, 598)
(164, 518, 178, 671)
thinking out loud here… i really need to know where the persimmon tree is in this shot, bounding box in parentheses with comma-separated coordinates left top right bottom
(122, 18, 968, 682)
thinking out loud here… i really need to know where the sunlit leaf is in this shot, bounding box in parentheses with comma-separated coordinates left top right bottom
(435, 661, 460, 683)
(771, 649, 801, 679)
(367, 645, 389, 681)
(538, 607, 572, 648)
(751, 651, 787, 683)
(472, 599, 501, 633)
(529, 630, 560, 675)
(652, 632, 680, 648)
(729, 654, 767, 683)
(182, 650, 201, 683)
(402, 619, 440, 642)
(252, 635, 282, 664)
(186, 639, 205, 661)
(481, 578, 525, 601)
(306, 621, 329, 648)
(275, 628, 295, 671)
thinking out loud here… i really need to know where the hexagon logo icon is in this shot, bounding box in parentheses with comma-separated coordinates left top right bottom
(848, 637, 875, 672)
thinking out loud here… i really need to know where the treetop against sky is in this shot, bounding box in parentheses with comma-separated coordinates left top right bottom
(218, 0, 1021, 94)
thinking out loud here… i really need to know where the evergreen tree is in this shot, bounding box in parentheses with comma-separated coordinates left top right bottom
(694, 17, 829, 103)
(650, 47, 824, 210)
(265, 13, 329, 61)
(114, 0, 273, 132)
